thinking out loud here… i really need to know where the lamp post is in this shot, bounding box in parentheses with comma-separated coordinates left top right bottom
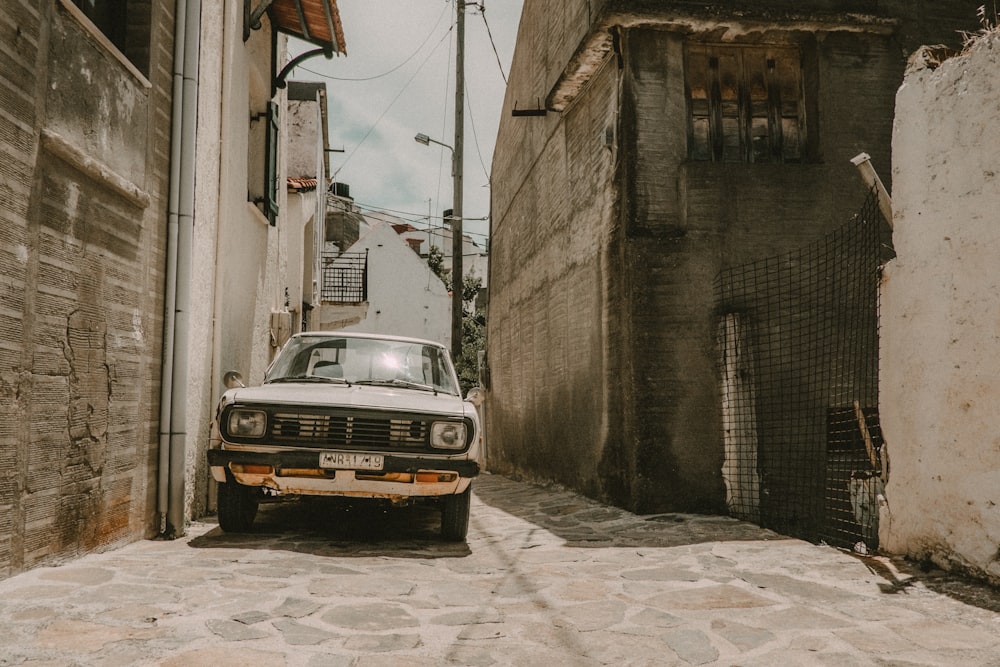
(415, 131, 463, 361)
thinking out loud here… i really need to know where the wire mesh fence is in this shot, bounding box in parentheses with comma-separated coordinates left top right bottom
(714, 188, 889, 551)
(321, 251, 368, 303)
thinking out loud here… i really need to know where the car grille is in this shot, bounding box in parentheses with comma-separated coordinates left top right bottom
(221, 405, 472, 453)
(271, 413, 427, 448)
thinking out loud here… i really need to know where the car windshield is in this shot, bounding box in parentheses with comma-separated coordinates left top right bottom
(264, 335, 461, 396)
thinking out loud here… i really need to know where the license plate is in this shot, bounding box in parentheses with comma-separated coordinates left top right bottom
(319, 452, 384, 471)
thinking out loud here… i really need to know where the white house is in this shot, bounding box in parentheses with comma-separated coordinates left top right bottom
(186, 2, 345, 523)
(339, 220, 452, 347)
(401, 225, 489, 288)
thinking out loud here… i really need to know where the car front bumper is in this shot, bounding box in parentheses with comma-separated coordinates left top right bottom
(208, 447, 479, 499)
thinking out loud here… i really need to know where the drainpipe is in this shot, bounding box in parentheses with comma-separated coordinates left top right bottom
(851, 153, 893, 227)
(159, 0, 202, 538)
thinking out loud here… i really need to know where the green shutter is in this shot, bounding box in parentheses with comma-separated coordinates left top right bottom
(265, 101, 280, 225)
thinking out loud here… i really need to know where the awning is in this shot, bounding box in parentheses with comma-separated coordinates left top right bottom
(267, 0, 346, 54)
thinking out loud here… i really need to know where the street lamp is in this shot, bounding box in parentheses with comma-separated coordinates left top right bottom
(415, 132, 463, 361)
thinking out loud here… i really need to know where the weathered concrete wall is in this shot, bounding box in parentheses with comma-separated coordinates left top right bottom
(0, 0, 173, 576)
(620, 27, 904, 514)
(489, 0, 977, 514)
(881, 34, 1000, 583)
(488, 7, 618, 499)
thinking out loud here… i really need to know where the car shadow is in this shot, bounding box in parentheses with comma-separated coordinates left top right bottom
(188, 495, 471, 559)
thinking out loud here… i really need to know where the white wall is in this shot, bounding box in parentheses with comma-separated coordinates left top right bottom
(188, 5, 292, 519)
(341, 221, 452, 346)
(881, 35, 1000, 583)
(401, 226, 489, 288)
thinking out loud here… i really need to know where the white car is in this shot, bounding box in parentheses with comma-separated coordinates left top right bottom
(207, 331, 483, 541)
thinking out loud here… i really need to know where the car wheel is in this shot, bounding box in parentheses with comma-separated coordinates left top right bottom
(441, 485, 471, 542)
(217, 477, 259, 533)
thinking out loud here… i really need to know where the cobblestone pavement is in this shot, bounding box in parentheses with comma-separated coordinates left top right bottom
(2, 472, 1000, 666)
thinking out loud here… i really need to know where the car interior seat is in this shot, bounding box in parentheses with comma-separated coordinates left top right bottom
(312, 360, 343, 378)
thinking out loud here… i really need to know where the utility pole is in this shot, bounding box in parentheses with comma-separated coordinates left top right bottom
(450, 0, 465, 362)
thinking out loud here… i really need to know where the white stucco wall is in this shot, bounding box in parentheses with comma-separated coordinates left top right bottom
(881, 35, 1000, 583)
(187, 5, 293, 520)
(340, 221, 452, 346)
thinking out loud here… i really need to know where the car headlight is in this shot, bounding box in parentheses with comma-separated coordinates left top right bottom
(430, 421, 466, 449)
(227, 409, 267, 438)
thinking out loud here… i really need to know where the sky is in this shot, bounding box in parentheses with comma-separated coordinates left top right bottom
(287, 0, 525, 247)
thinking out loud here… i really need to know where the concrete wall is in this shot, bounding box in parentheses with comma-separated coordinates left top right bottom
(619, 27, 906, 514)
(488, 1, 618, 499)
(340, 221, 452, 346)
(0, 0, 173, 576)
(488, 0, 976, 514)
(881, 34, 1000, 584)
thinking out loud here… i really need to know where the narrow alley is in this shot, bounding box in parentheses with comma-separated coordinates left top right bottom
(1, 473, 998, 666)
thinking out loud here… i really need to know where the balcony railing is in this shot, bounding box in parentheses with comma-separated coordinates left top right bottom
(321, 250, 368, 303)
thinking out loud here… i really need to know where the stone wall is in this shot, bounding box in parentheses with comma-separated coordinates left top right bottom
(0, 1, 173, 577)
(488, 0, 977, 514)
(880, 33, 1000, 583)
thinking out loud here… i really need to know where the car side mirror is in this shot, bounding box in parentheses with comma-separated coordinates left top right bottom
(465, 386, 485, 407)
(223, 370, 245, 389)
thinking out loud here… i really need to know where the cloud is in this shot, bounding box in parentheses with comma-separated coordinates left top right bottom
(288, 0, 524, 241)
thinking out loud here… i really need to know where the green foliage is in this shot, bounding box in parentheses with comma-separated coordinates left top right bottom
(425, 246, 485, 393)
(427, 245, 450, 288)
(455, 273, 485, 395)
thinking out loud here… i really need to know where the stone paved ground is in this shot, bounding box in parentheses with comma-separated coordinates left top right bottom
(1, 472, 999, 666)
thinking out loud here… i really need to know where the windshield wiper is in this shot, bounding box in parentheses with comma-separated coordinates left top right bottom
(265, 375, 351, 386)
(354, 379, 437, 394)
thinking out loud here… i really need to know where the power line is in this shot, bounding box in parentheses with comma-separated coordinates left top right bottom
(355, 200, 489, 226)
(328, 196, 491, 241)
(329, 27, 454, 181)
(464, 82, 491, 186)
(295, 4, 449, 82)
(477, 3, 509, 84)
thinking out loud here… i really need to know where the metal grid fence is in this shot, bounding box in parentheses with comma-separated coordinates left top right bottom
(321, 251, 367, 303)
(714, 189, 888, 551)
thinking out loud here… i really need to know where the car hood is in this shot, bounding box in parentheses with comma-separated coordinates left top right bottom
(221, 383, 474, 418)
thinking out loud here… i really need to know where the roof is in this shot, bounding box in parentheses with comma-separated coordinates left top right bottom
(287, 177, 319, 192)
(268, 0, 346, 54)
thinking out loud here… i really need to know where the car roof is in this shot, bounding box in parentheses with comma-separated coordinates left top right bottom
(290, 331, 448, 350)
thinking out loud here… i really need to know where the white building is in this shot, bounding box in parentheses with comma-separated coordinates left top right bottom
(401, 225, 490, 288)
(339, 220, 452, 347)
(185, 2, 345, 522)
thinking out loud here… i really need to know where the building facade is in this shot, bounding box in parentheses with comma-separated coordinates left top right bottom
(0, 0, 174, 576)
(0, 0, 346, 578)
(487, 0, 975, 514)
(184, 2, 344, 523)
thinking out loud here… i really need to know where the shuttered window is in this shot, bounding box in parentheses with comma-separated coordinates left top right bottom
(686, 44, 805, 163)
(265, 101, 280, 225)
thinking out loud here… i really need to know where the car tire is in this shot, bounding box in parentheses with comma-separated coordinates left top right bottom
(441, 485, 471, 542)
(217, 477, 259, 533)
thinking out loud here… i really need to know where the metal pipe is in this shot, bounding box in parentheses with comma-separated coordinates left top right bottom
(158, 0, 188, 527)
(165, 0, 203, 538)
(850, 153, 893, 227)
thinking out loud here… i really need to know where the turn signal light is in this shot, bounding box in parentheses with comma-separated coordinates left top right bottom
(232, 464, 273, 475)
(415, 472, 457, 483)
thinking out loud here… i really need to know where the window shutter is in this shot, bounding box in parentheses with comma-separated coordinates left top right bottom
(265, 101, 280, 225)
